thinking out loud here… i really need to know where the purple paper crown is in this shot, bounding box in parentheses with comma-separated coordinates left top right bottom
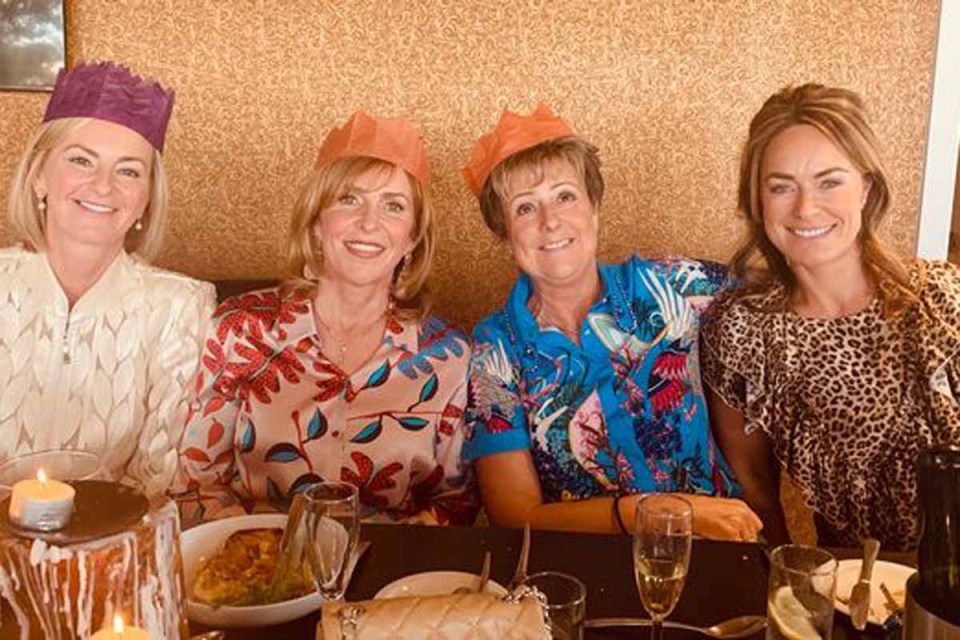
(43, 61, 175, 152)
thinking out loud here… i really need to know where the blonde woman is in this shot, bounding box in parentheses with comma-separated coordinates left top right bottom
(0, 61, 214, 497)
(702, 84, 960, 550)
(175, 112, 477, 526)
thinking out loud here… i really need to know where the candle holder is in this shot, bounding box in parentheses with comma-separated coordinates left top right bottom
(0, 479, 187, 639)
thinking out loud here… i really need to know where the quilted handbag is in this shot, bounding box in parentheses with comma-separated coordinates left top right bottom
(316, 590, 551, 639)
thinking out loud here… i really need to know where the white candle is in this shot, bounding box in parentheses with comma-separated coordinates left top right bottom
(8, 468, 75, 531)
(89, 615, 154, 640)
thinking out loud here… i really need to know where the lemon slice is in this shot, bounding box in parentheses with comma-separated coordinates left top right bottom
(768, 587, 822, 640)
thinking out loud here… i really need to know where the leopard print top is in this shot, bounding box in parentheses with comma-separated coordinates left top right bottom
(701, 260, 960, 551)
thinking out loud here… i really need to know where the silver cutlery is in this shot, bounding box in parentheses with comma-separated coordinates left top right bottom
(849, 537, 881, 630)
(584, 614, 767, 638)
(508, 522, 531, 591)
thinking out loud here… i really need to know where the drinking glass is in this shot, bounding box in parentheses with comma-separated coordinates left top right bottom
(633, 494, 693, 640)
(766, 545, 837, 640)
(526, 571, 586, 640)
(300, 481, 360, 602)
(0, 450, 105, 500)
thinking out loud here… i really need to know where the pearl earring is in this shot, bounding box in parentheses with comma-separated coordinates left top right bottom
(134, 218, 143, 231)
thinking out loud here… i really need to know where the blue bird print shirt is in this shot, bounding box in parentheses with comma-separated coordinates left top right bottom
(463, 256, 741, 502)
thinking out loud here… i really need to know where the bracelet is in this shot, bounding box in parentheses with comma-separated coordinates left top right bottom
(612, 494, 630, 536)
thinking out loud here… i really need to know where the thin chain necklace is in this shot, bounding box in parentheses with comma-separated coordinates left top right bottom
(313, 306, 389, 367)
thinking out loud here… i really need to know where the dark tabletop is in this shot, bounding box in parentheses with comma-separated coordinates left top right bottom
(191, 524, 914, 639)
(193, 523, 771, 639)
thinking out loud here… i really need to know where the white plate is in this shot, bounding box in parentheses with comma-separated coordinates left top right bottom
(375, 571, 508, 599)
(182, 514, 365, 628)
(834, 559, 914, 626)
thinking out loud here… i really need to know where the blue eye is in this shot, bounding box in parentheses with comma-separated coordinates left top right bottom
(820, 178, 842, 190)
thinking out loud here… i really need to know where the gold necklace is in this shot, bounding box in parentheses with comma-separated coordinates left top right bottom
(313, 308, 388, 367)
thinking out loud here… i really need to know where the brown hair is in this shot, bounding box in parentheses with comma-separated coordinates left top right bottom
(284, 156, 435, 319)
(731, 83, 914, 315)
(8, 117, 167, 259)
(478, 136, 604, 238)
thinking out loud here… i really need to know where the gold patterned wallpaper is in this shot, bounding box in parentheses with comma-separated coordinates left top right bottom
(0, 0, 940, 328)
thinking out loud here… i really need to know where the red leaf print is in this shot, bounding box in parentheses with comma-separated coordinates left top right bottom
(341, 452, 402, 511)
(182, 447, 210, 463)
(203, 396, 226, 418)
(438, 420, 454, 437)
(202, 338, 225, 374)
(206, 420, 225, 447)
(442, 405, 464, 419)
(205, 448, 234, 469)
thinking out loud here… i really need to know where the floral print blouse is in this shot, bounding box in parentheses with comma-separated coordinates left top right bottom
(174, 286, 478, 527)
(0, 247, 214, 497)
(463, 256, 740, 502)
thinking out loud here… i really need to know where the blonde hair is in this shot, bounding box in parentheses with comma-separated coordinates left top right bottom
(478, 136, 604, 239)
(284, 156, 435, 320)
(731, 83, 914, 315)
(7, 117, 167, 260)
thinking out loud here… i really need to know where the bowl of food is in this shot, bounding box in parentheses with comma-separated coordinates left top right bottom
(181, 514, 319, 628)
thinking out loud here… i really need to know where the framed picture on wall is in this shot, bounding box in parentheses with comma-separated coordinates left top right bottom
(0, 0, 65, 91)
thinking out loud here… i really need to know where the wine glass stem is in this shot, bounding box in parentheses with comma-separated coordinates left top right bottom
(650, 618, 663, 640)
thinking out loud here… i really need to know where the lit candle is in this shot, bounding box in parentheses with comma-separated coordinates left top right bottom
(8, 468, 75, 531)
(89, 615, 154, 640)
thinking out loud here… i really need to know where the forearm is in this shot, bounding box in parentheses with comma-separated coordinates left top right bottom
(489, 495, 625, 534)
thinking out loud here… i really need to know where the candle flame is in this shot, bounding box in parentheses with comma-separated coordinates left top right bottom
(36, 468, 47, 485)
(113, 614, 124, 633)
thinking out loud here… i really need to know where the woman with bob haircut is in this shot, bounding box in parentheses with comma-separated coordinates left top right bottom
(0, 61, 215, 497)
(701, 83, 960, 550)
(461, 104, 762, 540)
(175, 112, 477, 527)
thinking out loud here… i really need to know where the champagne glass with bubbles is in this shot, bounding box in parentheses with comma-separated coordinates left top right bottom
(301, 481, 360, 602)
(633, 494, 693, 640)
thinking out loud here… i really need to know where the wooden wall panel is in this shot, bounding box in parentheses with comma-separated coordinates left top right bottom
(0, 0, 939, 327)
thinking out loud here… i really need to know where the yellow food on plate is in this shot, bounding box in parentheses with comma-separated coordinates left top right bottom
(191, 528, 312, 607)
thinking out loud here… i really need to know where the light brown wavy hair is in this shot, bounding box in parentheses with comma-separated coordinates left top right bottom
(284, 156, 434, 320)
(731, 83, 915, 315)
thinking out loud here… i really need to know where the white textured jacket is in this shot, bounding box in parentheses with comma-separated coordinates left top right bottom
(0, 246, 215, 497)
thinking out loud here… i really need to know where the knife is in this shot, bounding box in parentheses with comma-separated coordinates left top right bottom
(849, 537, 880, 630)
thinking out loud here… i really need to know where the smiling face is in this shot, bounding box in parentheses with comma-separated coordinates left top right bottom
(314, 163, 416, 291)
(33, 118, 153, 259)
(503, 157, 598, 288)
(760, 124, 870, 277)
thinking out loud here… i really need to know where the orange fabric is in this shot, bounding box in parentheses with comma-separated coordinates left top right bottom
(316, 111, 431, 185)
(462, 104, 574, 197)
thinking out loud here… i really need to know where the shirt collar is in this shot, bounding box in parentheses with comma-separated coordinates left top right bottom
(281, 291, 420, 353)
(504, 262, 637, 347)
(20, 250, 138, 317)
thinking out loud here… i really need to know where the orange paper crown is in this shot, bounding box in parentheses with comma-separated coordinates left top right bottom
(315, 111, 430, 185)
(462, 104, 575, 197)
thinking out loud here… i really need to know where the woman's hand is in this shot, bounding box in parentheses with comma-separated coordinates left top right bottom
(682, 494, 763, 542)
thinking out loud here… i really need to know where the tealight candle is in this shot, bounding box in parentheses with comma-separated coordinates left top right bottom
(90, 615, 153, 640)
(8, 468, 75, 531)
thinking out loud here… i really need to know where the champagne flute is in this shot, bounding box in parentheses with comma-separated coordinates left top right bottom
(633, 494, 693, 640)
(301, 481, 360, 602)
